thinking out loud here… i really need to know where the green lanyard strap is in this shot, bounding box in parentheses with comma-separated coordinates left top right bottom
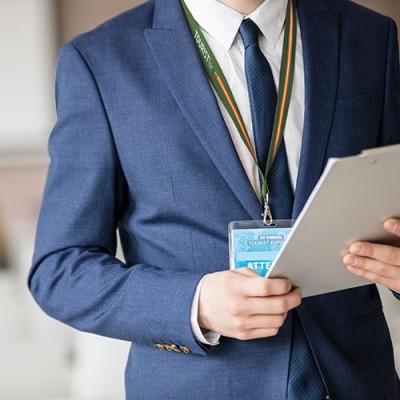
(181, 0, 297, 201)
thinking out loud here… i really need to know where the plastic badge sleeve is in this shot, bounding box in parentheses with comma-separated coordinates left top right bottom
(229, 220, 295, 278)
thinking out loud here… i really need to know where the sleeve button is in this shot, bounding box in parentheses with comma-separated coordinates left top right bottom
(179, 346, 191, 354)
(165, 344, 181, 352)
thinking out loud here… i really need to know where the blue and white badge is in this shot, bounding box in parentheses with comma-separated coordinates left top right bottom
(229, 220, 294, 277)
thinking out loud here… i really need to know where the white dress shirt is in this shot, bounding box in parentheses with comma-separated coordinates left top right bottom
(186, 0, 305, 345)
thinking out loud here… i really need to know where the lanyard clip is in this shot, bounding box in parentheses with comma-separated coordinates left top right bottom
(262, 194, 273, 226)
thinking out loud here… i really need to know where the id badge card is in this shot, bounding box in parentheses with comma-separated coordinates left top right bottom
(229, 220, 294, 278)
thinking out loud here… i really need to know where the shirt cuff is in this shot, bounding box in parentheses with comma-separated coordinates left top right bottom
(190, 275, 220, 346)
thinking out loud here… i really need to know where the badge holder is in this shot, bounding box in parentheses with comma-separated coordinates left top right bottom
(229, 219, 294, 278)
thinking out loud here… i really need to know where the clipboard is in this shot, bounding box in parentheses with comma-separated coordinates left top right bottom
(267, 144, 400, 297)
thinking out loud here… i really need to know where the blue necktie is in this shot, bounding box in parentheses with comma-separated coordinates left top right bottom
(287, 313, 327, 399)
(239, 18, 293, 219)
(240, 19, 327, 399)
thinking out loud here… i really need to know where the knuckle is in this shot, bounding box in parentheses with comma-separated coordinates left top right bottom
(274, 315, 286, 328)
(266, 328, 279, 337)
(386, 249, 399, 266)
(233, 316, 247, 332)
(282, 279, 292, 293)
(268, 279, 291, 295)
(285, 296, 299, 311)
(236, 331, 251, 341)
(294, 293, 302, 307)
(272, 301, 287, 315)
(259, 281, 270, 297)
(251, 279, 268, 297)
(228, 301, 244, 317)
(378, 264, 390, 277)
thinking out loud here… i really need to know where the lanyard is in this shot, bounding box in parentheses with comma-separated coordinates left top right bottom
(181, 0, 297, 223)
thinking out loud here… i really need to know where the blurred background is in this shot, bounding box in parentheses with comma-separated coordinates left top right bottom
(0, 1, 399, 399)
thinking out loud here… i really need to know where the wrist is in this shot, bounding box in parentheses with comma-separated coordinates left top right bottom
(190, 274, 220, 346)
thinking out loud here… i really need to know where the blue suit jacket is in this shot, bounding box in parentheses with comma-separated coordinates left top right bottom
(29, 0, 400, 398)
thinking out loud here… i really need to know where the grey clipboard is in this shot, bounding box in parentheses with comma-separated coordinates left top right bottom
(267, 144, 400, 298)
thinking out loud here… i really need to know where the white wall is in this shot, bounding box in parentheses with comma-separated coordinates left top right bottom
(0, 0, 57, 152)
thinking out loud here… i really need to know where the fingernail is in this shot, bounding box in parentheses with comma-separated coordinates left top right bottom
(347, 256, 357, 266)
(384, 220, 397, 232)
(350, 244, 363, 255)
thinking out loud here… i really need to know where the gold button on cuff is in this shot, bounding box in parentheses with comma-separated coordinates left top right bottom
(179, 346, 191, 354)
(165, 344, 180, 352)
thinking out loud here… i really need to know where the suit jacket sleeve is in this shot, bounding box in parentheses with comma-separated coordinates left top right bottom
(28, 42, 209, 356)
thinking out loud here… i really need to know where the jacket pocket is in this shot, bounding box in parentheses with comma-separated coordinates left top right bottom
(356, 306, 384, 324)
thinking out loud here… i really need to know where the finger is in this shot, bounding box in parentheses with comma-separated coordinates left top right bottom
(236, 295, 290, 317)
(348, 242, 400, 267)
(346, 265, 400, 292)
(227, 314, 287, 336)
(259, 288, 302, 315)
(233, 268, 293, 297)
(245, 313, 288, 330)
(246, 277, 293, 297)
(384, 218, 400, 237)
(234, 328, 282, 341)
(227, 289, 301, 320)
(343, 253, 400, 280)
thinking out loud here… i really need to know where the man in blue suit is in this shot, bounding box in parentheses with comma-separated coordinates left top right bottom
(29, 0, 400, 398)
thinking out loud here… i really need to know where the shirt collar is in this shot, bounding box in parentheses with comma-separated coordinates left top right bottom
(183, 0, 288, 50)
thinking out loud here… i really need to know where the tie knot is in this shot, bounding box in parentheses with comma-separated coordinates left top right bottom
(239, 19, 261, 49)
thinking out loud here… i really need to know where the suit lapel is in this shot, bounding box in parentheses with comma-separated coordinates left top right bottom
(144, 0, 261, 220)
(293, 0, 340, 217)
(145, 0, 340, 220)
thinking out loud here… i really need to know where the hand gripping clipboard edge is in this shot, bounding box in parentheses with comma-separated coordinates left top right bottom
(266, 144, 400, 298)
